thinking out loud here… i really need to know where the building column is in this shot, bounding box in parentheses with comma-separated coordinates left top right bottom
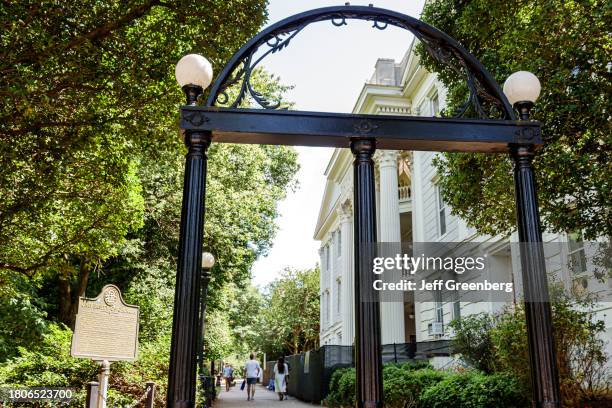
(338, 201, 354, 345)
(318, 247, 325, 342)
(377, 150, 406, 344)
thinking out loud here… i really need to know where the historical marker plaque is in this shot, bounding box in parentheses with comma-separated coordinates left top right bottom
(71, 284, 139, 361)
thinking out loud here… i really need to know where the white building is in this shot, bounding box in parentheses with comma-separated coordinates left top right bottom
(314, 39, 612, 356)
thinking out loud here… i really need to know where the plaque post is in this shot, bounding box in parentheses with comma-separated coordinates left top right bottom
(97, 360, 110, 408)
(86, 381, 99, 408)
(145, 381, 156, 408)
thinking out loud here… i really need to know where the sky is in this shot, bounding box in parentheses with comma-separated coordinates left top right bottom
(250, 0, 426, 287)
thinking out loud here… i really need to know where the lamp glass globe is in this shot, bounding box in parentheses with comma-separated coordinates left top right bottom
(175, 54, 213, 89)
(201, 252, 215, 269)
(503, 71, 541, 106)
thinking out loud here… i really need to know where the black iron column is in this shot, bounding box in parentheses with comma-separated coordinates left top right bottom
(197, 267, 211, 405)
(511, 142, 561, 408)
(167, 125, 211, 408)
(351, 138, 383, 408)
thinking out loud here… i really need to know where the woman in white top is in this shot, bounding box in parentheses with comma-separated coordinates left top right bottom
(273, 356, 289, 400)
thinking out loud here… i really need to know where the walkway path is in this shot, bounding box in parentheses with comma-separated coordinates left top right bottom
(216, 382, 316, 407)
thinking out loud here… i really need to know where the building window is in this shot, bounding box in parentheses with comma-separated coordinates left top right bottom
(452, 292, 461, 321)
(431, 91, 440, 116)
(568, 231, 587, 275)
(435, 297, 444, 324)
(436, 185, 447, 236)
(325, 245, 331, 273)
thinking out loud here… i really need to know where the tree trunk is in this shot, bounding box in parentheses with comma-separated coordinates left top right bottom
(57, 258, 92, 329)
(58, 269, 73, 327)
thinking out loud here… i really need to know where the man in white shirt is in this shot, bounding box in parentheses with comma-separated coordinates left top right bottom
(244, 353, 261, 401)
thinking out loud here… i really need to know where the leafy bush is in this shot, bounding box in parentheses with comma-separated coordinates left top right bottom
(0, 324, 97, 406)
(325, 367, 356, 408)
(0, 324, 97, 387)
(112, 331, 171, 407)
(0, 274, 49, 362)
(384, 367, 448, 408)
(325, 364, 527, 408)
(396, 360, 433, 371)
(450, 290, 612, 406)
(448, 313, 497, 373)
(419, 372, 529, 408)
(418, 372, 472, 408)
(325, 363, 445, 408)
(0, 323, 169, 407)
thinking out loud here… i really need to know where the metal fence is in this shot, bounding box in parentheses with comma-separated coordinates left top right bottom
(284, 341, 450, 403)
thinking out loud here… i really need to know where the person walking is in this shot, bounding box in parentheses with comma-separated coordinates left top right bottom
(223, 363, 234, 392)
(244, 353, 261, 401)
(273, 357, 289, 401)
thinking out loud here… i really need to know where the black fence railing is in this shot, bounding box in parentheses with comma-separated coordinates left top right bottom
(285, 341, 451, 403)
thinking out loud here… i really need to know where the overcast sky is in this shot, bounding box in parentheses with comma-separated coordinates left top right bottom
(250, 0, 426, 287)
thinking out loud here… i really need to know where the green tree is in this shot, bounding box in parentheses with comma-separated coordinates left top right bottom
(0, 4, 303, 403)
(259, 267, 320, 357)
(227, 283, 265, 356)
(0, 0, 280, 327)
(420, 0, 611, 239)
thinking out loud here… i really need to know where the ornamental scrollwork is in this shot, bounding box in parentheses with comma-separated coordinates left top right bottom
(206, 5, 514, 120)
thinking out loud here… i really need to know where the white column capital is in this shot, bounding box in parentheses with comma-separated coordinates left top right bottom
(376, 150, 399, 169)
(336, 200, 352, 223)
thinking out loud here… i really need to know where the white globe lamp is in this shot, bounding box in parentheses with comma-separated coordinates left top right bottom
(201, 252, 215, 269)
(175, 54, 213, 105)
(503, 71, 541, 120)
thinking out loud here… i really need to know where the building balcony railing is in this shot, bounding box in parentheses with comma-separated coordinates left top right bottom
(398, 185, 411, 201)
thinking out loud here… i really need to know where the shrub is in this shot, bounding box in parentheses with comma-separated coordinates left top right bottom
(0, 324, 97, 406)
(448, 313, 497, 373)
(0, 324, 97, 387)
(419, 372, 529, 408)
(0, 323, 169, 407)
(489, 291, 612, 406)
(0, 276, 49, 362)
(325, 367, 356, 408)
(325, 364, 446, 408)
(451, 289, 612, 407)
(384, 367, 448, 408)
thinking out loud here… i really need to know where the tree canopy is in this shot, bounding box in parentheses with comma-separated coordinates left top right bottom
(0, 0, 301, 327)
(420, 0, 611, 239)
(258, 267, 321, 357)
(1, 0, 268, 276)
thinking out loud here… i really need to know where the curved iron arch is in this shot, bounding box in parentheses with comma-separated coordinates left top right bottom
(205, 5, 516, 120)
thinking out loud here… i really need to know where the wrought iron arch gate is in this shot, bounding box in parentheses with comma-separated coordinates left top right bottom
(167, 5, 560, 408)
